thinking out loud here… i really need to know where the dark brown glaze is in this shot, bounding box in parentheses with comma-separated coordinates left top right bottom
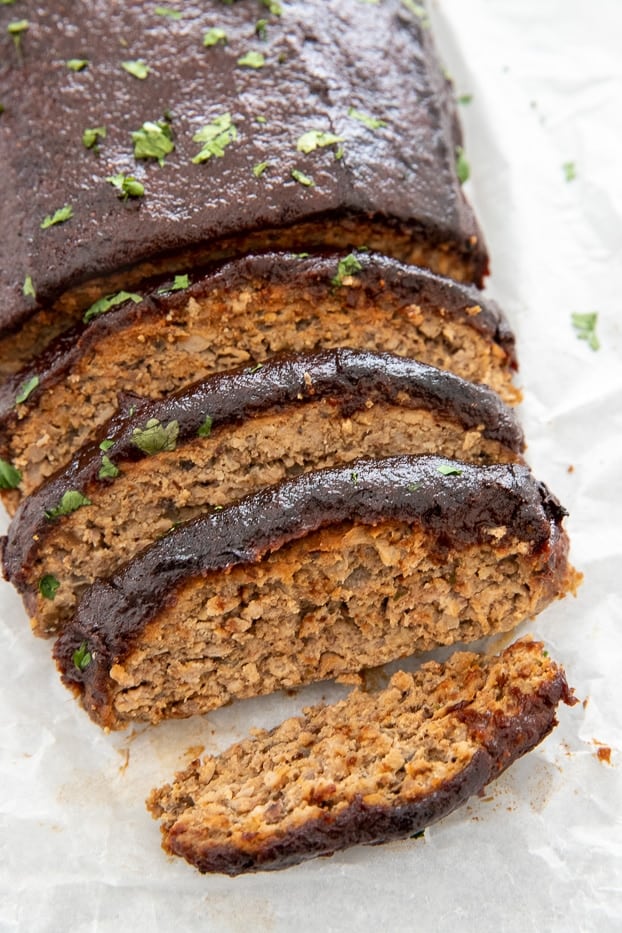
(1, 347, 525, 588)
(54, 456, 568, 698)
(0, 0, 486, 344)
(158, 657, 573, 875)
(0, 250, 515, 424)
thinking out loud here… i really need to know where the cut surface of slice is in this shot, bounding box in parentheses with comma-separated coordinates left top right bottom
(0, 252, 517, 508)
(147, 638, 575, 875)
(3, 348, 524, 637)
(53, 457, 580, 730)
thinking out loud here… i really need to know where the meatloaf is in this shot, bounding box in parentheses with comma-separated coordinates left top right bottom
(0, 0, 486, 375)
(2, 348, 525, 637)
(54, 457, 579, 730)
(0, 251, 518, 509)
(147, 637, 575, 875)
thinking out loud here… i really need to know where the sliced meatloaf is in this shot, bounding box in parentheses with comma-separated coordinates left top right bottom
(147, 638, 575, 875)
(2, 348, 525, 637)
(53, 457, 580, 730)
(0, 0, 486, 375)
(0, 252, 517, 509)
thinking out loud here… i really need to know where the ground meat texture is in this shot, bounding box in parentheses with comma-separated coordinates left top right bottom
(146, 639, 575, 875)
(6, 349, 524, 637)
(54, 458, 579, 731)
(0, 253, 517, 509)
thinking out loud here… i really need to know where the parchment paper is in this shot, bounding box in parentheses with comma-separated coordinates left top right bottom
(1, 1, 621, 930)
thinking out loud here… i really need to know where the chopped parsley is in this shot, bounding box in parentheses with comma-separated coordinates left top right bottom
(347, 106, 387, 131)
(456, 146, 470, 184)
(563, 161, 577, 182)
(131, 418, 179, 454)
(40, 205, 73, 230)
(203, 27, 227, 46)
(260, 0, 282, 13)
(15, 375, 39, 405)
(247, 362, 264, 374)
(45, 490, 92, 521)
(66, 58, 89, 71)
(237, 51, 265, 69)
(122, 60, 150, 80)
(72, 642, 92, 672)
(7, 19, 28, 47)
(401, 0, 429, 24)
(296, 130, 345, 154)
(457, 94, 473, 105)
(107, 172, 145, 199)
(0, 458, 21, 490)
(192, 113, 237, 164)
(350, 471, 359, 484)
(291, 168, 315, 187)
(255, 115, 267, 124)
(571, 312, 599, 351)
(252, 160, 270, 178)
(154, 5, 183, 18)
(83, 290, 142, 323)
(197, 415, 213, 437)
(132, 119, 174, 165)
(82, 126, 106, 150)
(255, 18, 268, 38)
(331, 253, 363, 286)
(437, 464, 463, 476)
(38, 574, 60, 600)
(98, 455, 120, 480)
(22, 275, 36, 298)
(99, 439, 115, 452)
(157, 273, 189, 294)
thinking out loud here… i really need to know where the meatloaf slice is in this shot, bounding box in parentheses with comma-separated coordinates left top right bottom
(0, 251, 517, 509)
(147, 638, 575, 875)
(0, 0, 485, 372)
(3, 348, 525, 638)
(53, 457, 579, 730)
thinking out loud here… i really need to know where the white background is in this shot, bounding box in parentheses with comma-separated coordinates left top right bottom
(1, 1, 621, 930)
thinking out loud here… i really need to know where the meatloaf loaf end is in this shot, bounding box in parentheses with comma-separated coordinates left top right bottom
(3, 348, 525, 637)
(0, 251, 518, 509)
(54, 457, 580, 730)
(147, 638, 575, 875)
(0, 0, 486, 372)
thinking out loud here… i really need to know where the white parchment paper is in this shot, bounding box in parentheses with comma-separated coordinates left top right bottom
(1, 1, 621, 930)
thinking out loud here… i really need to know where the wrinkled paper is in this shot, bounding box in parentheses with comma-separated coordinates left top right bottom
(1, 1, 621, 930)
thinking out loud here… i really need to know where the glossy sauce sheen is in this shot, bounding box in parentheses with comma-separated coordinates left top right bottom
(0, 0, 485, 335)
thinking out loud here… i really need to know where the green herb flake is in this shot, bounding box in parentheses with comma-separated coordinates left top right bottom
(571, 312, 599, 351)
(7, 19, 28, 47)
(98, 455, 120, 480)
(191, 112, 237, 164)
(260, 0, 282, 13)
(0, 457, 22, 490)
(197, 415, 213, 437)
(255, 18, 269, 39)
(351, 471, 359, 484)
(203, 26, 227, 46)
(296, 130, 345, 154)
(401, 0, 429, 24)
(437, 464, 463, 476)
(22, 275, 36, 299)
(66, 58, 89, 71)
(39, 574, 60, 600)
(45, 490, 92, 521)
(72, 642, 92, 672)
(563, 161, 577, 182)
(83, 290, 142, 324)
(247, 362, 264, 374)
(347, 106, 387, 131)
(237, 51, 265, 69)
(131, 418, 179, 455)
(171, 273, 189, 291)
(122, 60, 150, 80)
(132, 119, 174, 165)
(154, 5, 183, 18)
(407, 482, 421, 492)
(334, 144, 345, 161)
(291, 168, 315, 187)
(252, 160, 270, 178)
(40, 205, 73, 230)
(331, 253, 363, 287)
(255, 115, 267, 124)
(15, 375, 39, 405)
(456, 146, 470, 184)
(82, 126, 106, 149)
(457, 94, 473, 105)
(99, 439, 115, 451)
(107, 172, 145, 199)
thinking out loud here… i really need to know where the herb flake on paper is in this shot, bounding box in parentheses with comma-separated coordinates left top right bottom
(571, 312, 599, 351)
